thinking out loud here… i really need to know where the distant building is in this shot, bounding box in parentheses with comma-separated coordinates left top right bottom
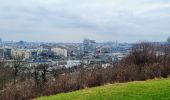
(11, 49, 23, 57)
(4, 48, 12, 60)
(83, 39, 96, 55)
(65, 60, 81, 68)
(39, 49, 49, 58)
(51, 48, 67, 57)
(100, 45, 112, 54)
(24, 51, 31, 60)
(11, 49, 31, 60)
(0, 48, 4, 60)
(31, 51, 38, 59)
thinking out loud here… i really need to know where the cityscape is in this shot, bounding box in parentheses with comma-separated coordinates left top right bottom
(0, 0, 170, 100)
(0, 37, 132, 68)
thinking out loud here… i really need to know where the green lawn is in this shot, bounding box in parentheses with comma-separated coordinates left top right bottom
(37, 78, 170, 100)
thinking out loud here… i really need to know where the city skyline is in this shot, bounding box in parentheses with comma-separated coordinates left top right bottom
(0, 0, 170, 42)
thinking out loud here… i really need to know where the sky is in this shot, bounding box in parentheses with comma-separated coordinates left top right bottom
(0, 0, 170, 43)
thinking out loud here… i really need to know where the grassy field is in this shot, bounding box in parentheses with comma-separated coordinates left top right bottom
(37, 78, 170, 100)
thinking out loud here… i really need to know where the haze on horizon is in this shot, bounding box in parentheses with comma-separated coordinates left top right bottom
(0, 0, 170, 43)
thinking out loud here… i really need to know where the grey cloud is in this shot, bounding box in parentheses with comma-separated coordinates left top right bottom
(0, 0, 169, 42)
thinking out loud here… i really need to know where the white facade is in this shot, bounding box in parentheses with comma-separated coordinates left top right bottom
(11, 49, 31, 59)
(52, 48, 67, 57)
(65, 60, 81, 68)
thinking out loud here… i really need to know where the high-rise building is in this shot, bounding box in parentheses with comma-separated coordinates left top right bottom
(83, 39, 96, 55)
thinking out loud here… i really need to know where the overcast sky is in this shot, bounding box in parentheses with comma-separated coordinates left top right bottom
(0, 0, 170, 42)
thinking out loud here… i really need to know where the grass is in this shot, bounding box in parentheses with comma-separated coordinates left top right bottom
(37, 78, 170, 100)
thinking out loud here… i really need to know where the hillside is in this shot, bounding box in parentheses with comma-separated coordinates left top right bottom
(37, 78, 170, 100)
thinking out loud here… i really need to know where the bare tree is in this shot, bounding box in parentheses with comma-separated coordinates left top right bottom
(32, 65, 41, 85)
(37, 64, 49, 83)
(31, 64, 49, 86)
(11, 54, 25, 84)
(51, 68, 61, 80)
(0, 60, 6, 88)
(130, 43, 156, 65)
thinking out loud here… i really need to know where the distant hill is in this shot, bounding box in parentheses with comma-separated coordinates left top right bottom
(36, 78, 170, 100)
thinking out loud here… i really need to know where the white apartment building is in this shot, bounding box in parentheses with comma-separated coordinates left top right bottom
(11, 49, 31, 60)
(51, 48, 67, 57)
